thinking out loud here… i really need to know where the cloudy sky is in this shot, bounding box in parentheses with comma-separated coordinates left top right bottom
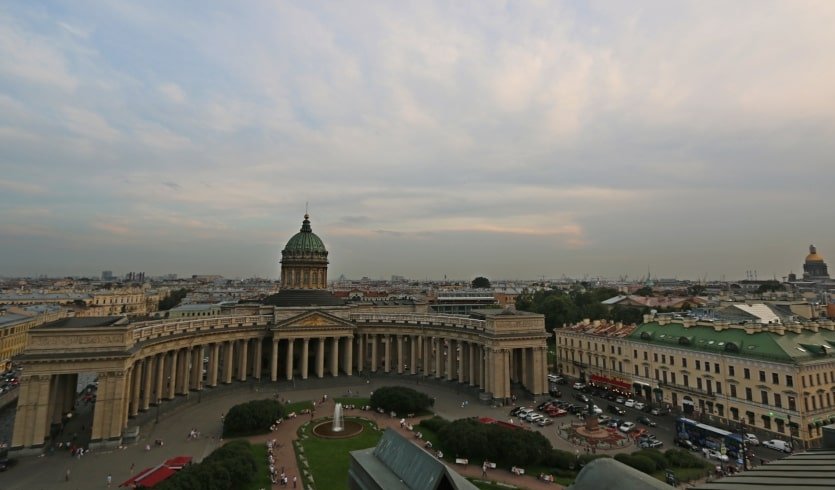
(1, 1, 834, 281)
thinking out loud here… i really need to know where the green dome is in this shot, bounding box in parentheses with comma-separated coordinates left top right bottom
(283, 214, 327, 255)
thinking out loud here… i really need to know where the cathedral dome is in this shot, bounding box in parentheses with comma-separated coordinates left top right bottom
(283, 214, 328, 256)
(805, 245, 824, 263)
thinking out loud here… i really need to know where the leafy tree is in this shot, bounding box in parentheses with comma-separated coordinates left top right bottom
(159, 288, 190, 311)
(370, 386, 433, 414)
(156, 440, 255, 490)
(471, 276, 491, 289)
(223, 399, 285, 437)
(438, 418, 551, 467)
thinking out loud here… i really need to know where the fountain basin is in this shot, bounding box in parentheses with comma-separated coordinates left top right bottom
(312, 419, 364, 439)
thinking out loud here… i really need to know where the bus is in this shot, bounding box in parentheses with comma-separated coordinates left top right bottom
(676, 417, 744, 462)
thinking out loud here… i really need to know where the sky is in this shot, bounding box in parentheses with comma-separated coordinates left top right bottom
(1, 1, 834, 282)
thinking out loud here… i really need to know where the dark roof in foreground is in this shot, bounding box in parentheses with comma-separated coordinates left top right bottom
(695, 449, 835, 490)
(568, 457, 670, 490)
(262, 289, 345, 307)
(349, 429, 478, 490)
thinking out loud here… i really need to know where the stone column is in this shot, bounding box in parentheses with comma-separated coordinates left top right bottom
(190, 347, 202, 390)
(142, 357, 153, 410)
(384, 335, 392, 373)
(435, 338, 444, 379)
(344, 336, 353, 376)
(254, 339, 263, 380)
(131, 360, 143, 416)
(423, 336, 432, 377)
(209, 343, 220, 387)
(91, 371, 129, 443)
(239, 339, 249, 382)
(223, 341, 234, 384)
(167, 350, 178, 399)
(357, 334, 365, 374)
(396, 336, 404, 374)
(480, 347, 487, 390)
(330, 337, 339, 377)
(520, 348, 528, 388)
(286, 339, 295, 380)
(410, 335, 417, 375)
(301, 338, 310, 379)
(12, 374, 53, 448)
(271, 339, 279, 382)
(155, 354, 165, 403)
(370, 334, 378, 373)
(316, 338, 325, 378)
(176, 349, 187, 394)
(446, 339, 454, 381)
(458, 341, 466, 384)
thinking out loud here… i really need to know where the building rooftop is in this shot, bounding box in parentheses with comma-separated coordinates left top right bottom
(36, 316, 126, 329)
(696, 448, 835, 490)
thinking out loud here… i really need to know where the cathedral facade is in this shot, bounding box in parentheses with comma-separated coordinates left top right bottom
(10, 215, 548, 454)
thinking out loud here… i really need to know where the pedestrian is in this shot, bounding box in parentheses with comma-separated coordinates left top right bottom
(107, 473, 112, 487)
(293, 475, 297, 488)
(482, 462, 487, 477)
(65, 468, 70, 482)
(130, 462, 135, 473)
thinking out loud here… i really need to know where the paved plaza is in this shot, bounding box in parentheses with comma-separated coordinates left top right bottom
(1, 375, 591, 490)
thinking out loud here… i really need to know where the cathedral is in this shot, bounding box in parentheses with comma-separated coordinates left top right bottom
(9, 215, 549, 454)
(802, 244, 830, 282)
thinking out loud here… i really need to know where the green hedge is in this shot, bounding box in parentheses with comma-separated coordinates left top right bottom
(614, 453, 657, 475)
(223, 399, 285, 437)
(438, 418, 551, 467)
(370, 386, 433, 414)
(156, 440, 257, 490)
(419, 416, 450, 434)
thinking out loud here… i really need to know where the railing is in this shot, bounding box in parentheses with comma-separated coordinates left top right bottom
(349, 313, 486, 331)
(131, 315, 272, 343)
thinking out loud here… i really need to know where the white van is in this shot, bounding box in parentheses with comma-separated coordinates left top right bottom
(762, 439, 791, 452)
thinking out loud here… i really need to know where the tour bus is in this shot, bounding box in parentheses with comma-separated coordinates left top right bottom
(675, 417, 744, 462)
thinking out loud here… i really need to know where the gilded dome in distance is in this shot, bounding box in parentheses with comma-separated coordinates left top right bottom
(805, 244, 824, 263)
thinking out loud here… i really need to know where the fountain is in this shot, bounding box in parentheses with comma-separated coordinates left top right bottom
(311, 402, 364, 439)
(332, 402, 344, 432)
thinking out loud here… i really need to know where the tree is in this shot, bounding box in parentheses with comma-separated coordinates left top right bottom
(370, 386, 433, 414)
(471, 276, 491, 289)
(159, 288, 189, 311)
(223, 399, 285, 437)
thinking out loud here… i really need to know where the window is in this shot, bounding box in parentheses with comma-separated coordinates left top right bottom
(714, 363, 719, 374)
(662, 354, 666, 363)
(671, 372, 676, 384)
(618, 347, 622, 355)
(763, 416, 771, 430)
(696, 360, 701, 370)
(788, 396, 796, 411)
(744, 368, 750, 379)
(654, 353, 658, 362)
(772, 372, 779, 384)
(817, 373, 822, 385)
(611, 345, 614, 353)
(634, 365, 639, 375)
(670, 356, 675, 366)
(706, 379, 712, 394)
(682, 358, 688, 368)
(730, 384, 737, 397)
(745, 387, 752, 401)
(786, 375, 793, 387)
(761, 390, 768, 404)
(729, 365, 735, 377)
(730, 407, 739, 420)
(683, 374, 689, 387)
(644, 366, 649, 377)
(697, 378, 703, 390)
(644, 352, 648, 361)
(619, 362, 623, 373)
(746, 411, 755, 424)
(774, 393, 782, 408)
(655, 369, 660, 381)
(633, 349, 638, 359)
(705, 361, 710, 372)
(759, 370, 766, 382)
(716, 381, 722, 394)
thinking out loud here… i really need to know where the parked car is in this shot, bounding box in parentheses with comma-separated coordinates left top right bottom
(637, 416, 657, 427)
(650, 407, 663, 416)
(608, 404, 625, 415)
(744, 433, 760, 446)
(675, 438, 699, 452)
(549, 389, 562, 398)
(517, 407, 535, 419)
(510, 407, 523, 416)
(615, 396, 626, 404)
(591, 405, 603, 415)
(527, 413, 544, 423)
(537, 417, 554, 427)
(597, 414, 610, 424)
(702, 448, 729, 462)
(762, 439, 792, 453)
(640, 438, 664, 449)
(575, 393, 590, 403)
(547, 373, 560, 383)
(619, 421, 636, 432)
(547, 407, 568, 417)
(634, 401, 646, 410)
(624, 399, 636, 408)
(572, 382, 586, 390)
(608, 418, 623, 428)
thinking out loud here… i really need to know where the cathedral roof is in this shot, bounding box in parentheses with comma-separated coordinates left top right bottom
(806, 244, 825, 263)
(283, 214, 328, 255)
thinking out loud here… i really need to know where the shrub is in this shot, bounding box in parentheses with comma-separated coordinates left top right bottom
(544, 449, 576, 470)
(370, 386, 433, 414)
(223, 399, 285, 437)
(577, 453, 610, 468)
(419, 416, 450, 433)
(156, 440, 256, 490)
(634, 449, 667, 471)
(614, 453, 656, 475)
(664, 448, 708, 469)
(438, 418, 552, 467)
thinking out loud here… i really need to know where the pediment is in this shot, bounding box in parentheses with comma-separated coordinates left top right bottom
(276, 310, 354, 330)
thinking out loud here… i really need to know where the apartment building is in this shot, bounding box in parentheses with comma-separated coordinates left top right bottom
(555, 314, 835, 447)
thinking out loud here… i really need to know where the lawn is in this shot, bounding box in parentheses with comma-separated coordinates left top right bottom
(297, 417, 383, 490)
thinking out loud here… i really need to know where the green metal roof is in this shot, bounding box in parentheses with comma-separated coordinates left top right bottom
(283, 214, 327, 255)
(630, 322, 835, 364)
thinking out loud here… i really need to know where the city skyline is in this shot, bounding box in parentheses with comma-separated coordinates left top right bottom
(2, 2, 834, 280)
